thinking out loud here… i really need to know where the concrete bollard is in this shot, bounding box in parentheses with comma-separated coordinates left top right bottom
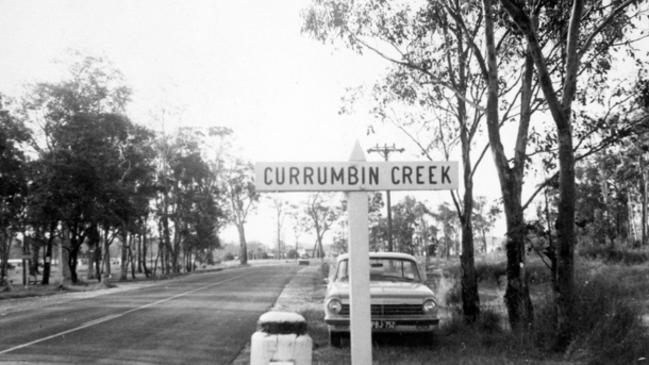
(250, 311, 312, 365)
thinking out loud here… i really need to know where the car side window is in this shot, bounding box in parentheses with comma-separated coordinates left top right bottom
(403, 262, 416, 280)
(335, 260, 348, 281)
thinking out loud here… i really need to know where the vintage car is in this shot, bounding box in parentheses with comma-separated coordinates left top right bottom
(324, 252, 439, 346)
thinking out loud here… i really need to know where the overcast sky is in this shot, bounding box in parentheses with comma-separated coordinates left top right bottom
(0, 0, 397, 161)
(0, 0, 411, 245)
(2, 1, 646, 247)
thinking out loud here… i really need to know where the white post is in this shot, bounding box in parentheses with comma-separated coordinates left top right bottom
(347, 141, 371, 365)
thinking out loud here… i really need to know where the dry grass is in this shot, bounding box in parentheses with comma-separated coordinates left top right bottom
(305, 254, 649, 365)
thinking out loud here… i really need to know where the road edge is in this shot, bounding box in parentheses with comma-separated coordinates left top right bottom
(230, 263, 323, 365)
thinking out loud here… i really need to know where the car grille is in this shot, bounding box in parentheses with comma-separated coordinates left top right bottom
(340, 304, 423, 316)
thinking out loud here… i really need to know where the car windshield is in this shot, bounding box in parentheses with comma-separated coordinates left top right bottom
(334, 258, 421, 282)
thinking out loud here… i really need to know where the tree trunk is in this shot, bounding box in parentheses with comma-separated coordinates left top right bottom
(237, 223, 248, 265)
(483, 0, 535, 331)
(61, 226, 72, 285)
(41, 234, 53, 285)
(29, 237, 40, 277)
(162, 200, 172, 274)
(460, 137, 480, 322)
(142, 229, 150, 277)
(68, 244, 80, 284)
(503, 203, 534, 330)
(0, 229, 9, 286)
(86, 225, 97, 281)
(93, 244, 101, 281)
(642, 168, 647, 246)
(482, 229, 488, 254)
(554, 126, 577, 349)
(137, 234, 143, 274)
(102, 228, 112, 284)
(120, 230, 128, 281)
(129, 241, 136, 280)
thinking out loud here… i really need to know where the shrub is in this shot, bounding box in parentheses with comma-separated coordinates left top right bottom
(579, 246, 649, 265)
(533, 271, 649, 363)
(474, 257, 552, 286)
(475, 261, 507, 284)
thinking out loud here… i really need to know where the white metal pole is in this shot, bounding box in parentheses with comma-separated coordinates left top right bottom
(347, 141, 371, 365)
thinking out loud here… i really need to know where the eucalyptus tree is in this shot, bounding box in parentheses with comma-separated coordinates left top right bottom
(302, 193, 342, 258)
(268, 196, 289, 259)
(495, 0, 649, 345)
(19, 54, 133, 284)
(0, 95, 29, 286)
(472, 196, 502, 253)
(152, 127, 224, 273)
(304, 0, 493, 321)
(572, 130, 649, 248)
(303, 0, 557, 322)
(389, 196, 422, 255)
(285, 203, 307, 253)
(26, 157, 59, 284)
(221, 159, 258, 265)
(431, 202, 461, 258)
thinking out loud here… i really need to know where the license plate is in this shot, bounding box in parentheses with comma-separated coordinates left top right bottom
(372, 320, 396, 329)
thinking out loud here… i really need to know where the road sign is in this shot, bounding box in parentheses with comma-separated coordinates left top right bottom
(254, 143, 458, 365)
(255, 161, 458, 192)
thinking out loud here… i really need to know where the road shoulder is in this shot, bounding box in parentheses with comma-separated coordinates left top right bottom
(231, 263, 324, 365)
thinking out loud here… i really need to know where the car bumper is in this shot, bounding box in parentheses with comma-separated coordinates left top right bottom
(325, 317, 439, 333)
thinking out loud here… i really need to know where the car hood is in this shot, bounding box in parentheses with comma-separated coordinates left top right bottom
(327, 281, 435, 299)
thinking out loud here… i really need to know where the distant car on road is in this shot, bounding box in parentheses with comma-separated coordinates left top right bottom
(324, 252, 439, 346)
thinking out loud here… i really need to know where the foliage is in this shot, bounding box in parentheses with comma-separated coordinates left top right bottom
(472, 197, 502, 253)
(0, 95, 30, 284)
(301, 193, 342, 258)
(220, 158, 258, 265)
(578, 246, 649, 265)
(430, 202, 460, 258)
(5, 52, 237, 284)
(533, 267, 649, 363)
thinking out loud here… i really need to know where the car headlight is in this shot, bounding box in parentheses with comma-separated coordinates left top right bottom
(422, 299, 437, 314)
(327, 298, 343, 314)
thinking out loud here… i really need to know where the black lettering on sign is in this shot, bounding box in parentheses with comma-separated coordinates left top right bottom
(264, 167, 273, 185)
(442, 166, 451, 184)
(369, 167, 379, 185)
(289, 167, 299, 185)
(428, 166, 437, 185)
(317, 167, 327, 185)
(304, 167, 314, 185)
(349, 166, 358, 185)
(416, 166, 424, 184)
(402, 166, 413, 184)
(331, 167, 344, 184)
(391, 167, 400, 184)
(276, 167, 285, 185)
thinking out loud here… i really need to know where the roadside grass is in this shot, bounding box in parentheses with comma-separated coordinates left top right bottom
(308, 254, 649, 365)
(536, 261, 649, 364)
(578, 246, 649, 265)
(301, 306, 573, 365)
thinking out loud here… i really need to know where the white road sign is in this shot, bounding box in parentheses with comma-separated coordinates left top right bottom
(254, 144, 459, 365)
(254, 161, 458, 192)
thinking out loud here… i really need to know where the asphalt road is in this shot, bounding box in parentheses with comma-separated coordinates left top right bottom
(0, 264, 300, 364)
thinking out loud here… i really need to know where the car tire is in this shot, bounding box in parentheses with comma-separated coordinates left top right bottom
(329, 331, 343, 347)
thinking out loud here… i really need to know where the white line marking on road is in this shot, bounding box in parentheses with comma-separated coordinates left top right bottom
(0, 272, 250, 355)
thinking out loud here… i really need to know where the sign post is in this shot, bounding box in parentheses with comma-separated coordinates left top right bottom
(254, 142, 458, 365)
(347, 142, 371, 364)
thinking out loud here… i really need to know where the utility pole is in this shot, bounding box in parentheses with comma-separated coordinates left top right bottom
(367, 143, 404, 251)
